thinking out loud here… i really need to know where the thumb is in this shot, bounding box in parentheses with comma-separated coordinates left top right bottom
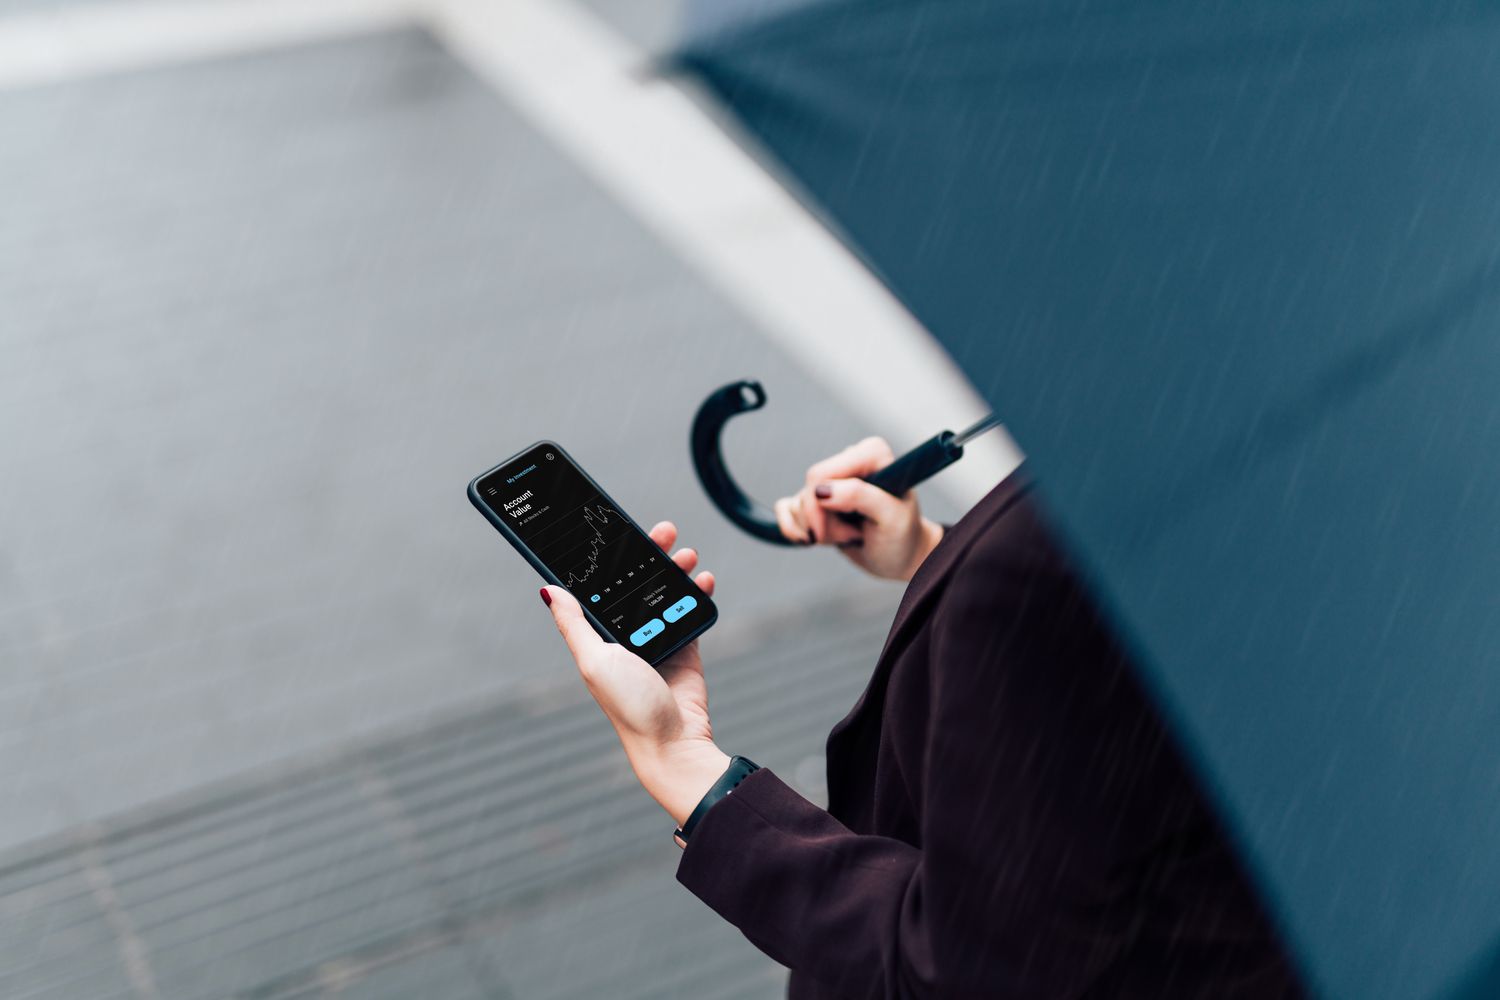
(541, 586, 604, 662)
(815, 477, 907, 523)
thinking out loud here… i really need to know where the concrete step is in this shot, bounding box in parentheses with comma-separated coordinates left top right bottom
(0, 593, 895, 999)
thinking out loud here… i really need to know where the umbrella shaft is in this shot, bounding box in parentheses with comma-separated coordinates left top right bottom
(952, 414, 1001, 447)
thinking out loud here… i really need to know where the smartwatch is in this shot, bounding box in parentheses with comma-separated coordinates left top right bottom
(673, 755, 760, 848)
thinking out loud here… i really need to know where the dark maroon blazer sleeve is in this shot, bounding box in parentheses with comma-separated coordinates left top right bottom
(677, 511, 1151, 998)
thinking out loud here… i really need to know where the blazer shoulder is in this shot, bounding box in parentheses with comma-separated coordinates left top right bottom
(957, 481, 1074, 584)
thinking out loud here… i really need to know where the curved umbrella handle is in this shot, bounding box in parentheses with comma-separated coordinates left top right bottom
(691, 380, 793, 545)
(691, 379, 982, 545)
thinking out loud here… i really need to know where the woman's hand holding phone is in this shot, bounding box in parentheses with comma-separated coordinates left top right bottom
(773, 436, 944, 582)
(541, 520, 730, 829)
(537, 438, 944, 831)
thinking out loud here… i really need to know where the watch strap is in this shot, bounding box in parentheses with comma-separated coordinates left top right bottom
(673, 755, 760, 846)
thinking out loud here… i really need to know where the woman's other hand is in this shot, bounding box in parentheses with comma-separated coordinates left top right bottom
(773, 436, 944, 582)
(540, 520, 729, 827)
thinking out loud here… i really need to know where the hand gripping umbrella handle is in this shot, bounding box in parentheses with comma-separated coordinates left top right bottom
(690, 379, 987, 546)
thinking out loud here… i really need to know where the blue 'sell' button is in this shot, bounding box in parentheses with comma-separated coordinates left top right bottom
(662, 595, 698, 624)
(630, 618, 666, 647)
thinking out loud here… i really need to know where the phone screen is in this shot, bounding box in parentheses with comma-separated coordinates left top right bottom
(471, 442, 714, 658)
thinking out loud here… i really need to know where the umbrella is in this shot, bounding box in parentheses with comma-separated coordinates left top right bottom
(673, 3, 1500, 998)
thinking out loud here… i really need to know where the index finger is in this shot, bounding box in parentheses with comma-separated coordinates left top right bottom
(805, 437, 895, 487)
(648, 521, 677, 552)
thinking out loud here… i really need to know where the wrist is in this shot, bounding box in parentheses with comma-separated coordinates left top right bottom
(636, 741, 732, 827)
(903, 517, 945, 580)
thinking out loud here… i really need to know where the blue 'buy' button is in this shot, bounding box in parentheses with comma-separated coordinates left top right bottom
(630, 618, 665, 647)
(662, 595, 697, 624)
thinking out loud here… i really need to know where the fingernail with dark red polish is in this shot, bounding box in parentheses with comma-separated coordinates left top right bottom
(806, 528, 816, 544)
(837, 539, 864, 549)
(814, 483, 833, 499)
(539, 588, 551, 607)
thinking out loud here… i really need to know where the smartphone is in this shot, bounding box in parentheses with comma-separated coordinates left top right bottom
(468, 441, 717, 666)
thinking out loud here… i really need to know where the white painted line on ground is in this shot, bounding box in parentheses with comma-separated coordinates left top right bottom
(428, 0, 1023, 509)
(0, 0, 418, 90)
(0, 0, 1022, 507)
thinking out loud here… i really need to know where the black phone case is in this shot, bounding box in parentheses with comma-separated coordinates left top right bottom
(467, 440, 718, 667)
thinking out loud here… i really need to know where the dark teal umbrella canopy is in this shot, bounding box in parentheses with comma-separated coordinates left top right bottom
(676, 2, 1500, 997)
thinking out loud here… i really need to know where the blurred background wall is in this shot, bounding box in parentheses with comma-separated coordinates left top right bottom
(0, 1, 1015, 997)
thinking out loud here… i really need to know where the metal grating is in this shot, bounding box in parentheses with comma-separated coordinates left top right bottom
(0, 595, 895, 999)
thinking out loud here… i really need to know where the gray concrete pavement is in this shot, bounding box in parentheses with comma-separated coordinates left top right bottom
(0, 594, 891, 998)
(0, 26, 897, 851)
(0, 9, 937, 999)
(575, 0, 684, 53)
